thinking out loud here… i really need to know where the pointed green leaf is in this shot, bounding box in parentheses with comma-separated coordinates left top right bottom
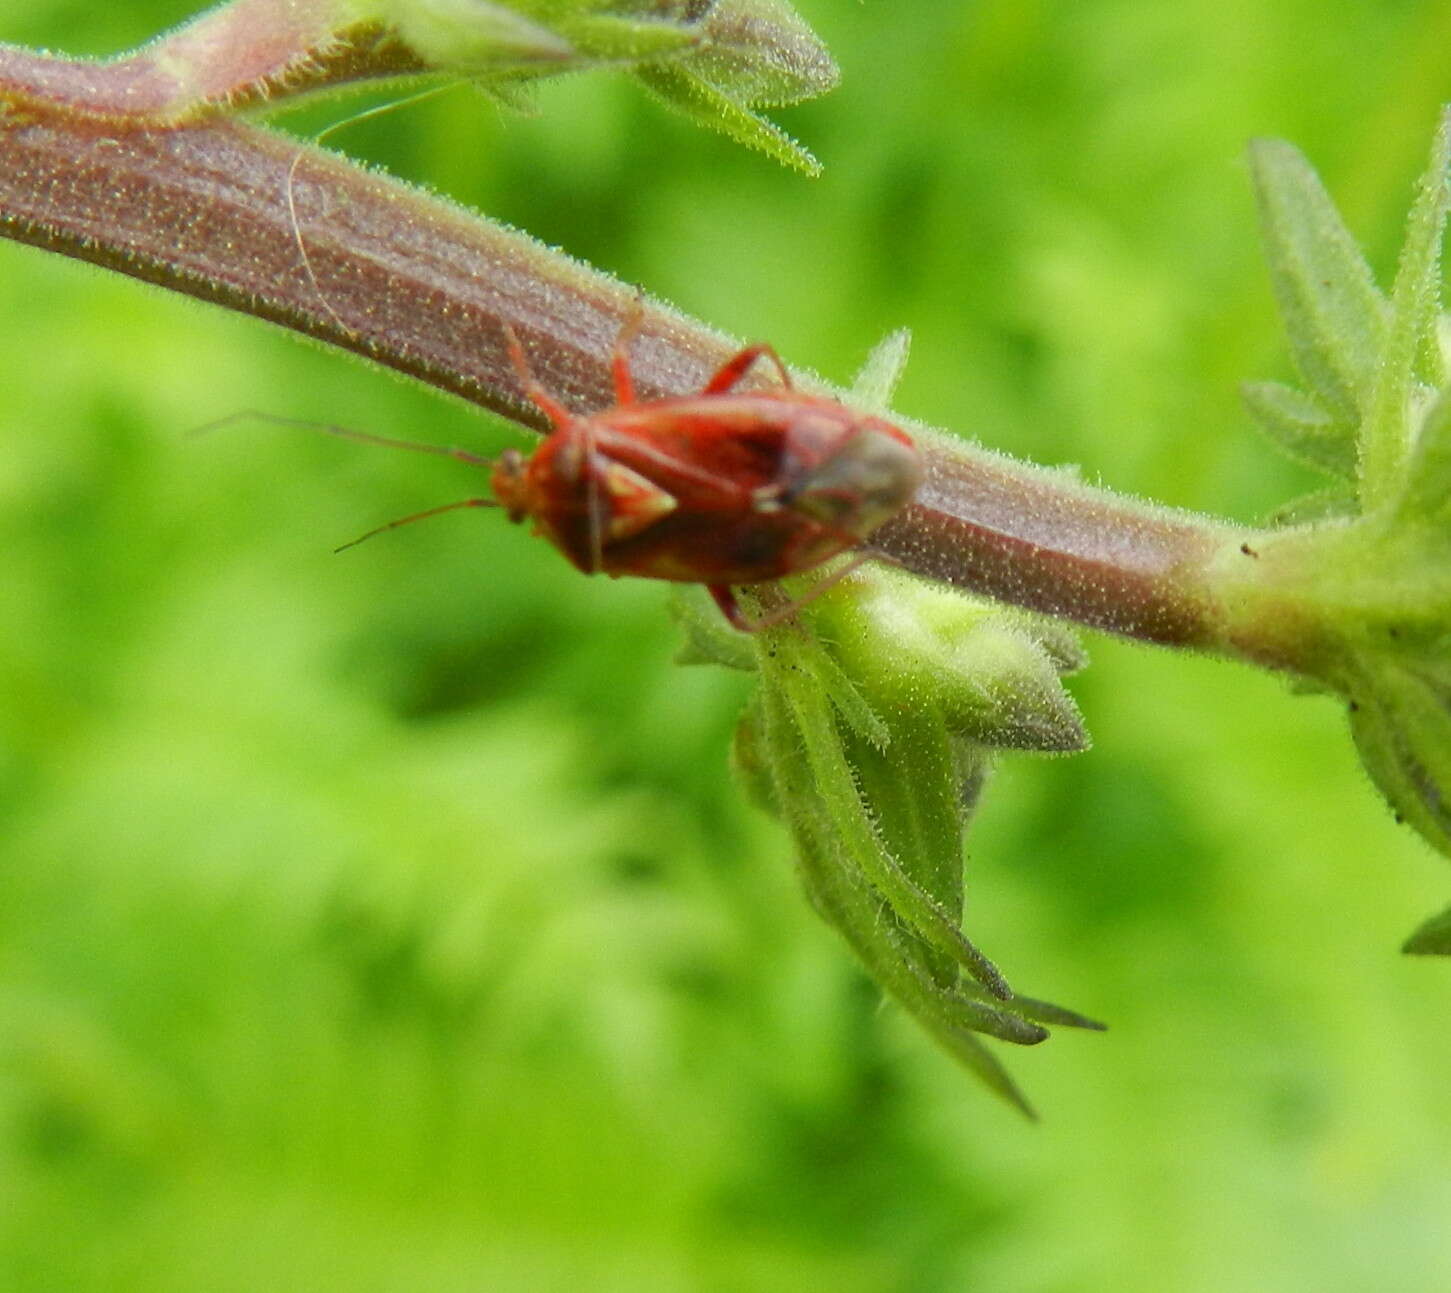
(1397, 382, 1451, 525)
(1403, 903, 1451, 955)
(1362, 107, 1451, 510)
(1241, 379, 1358, 478)
(627, 0, 837, 174)
(1416, 308, 1449, 390)
(1248, 137, 1389, 422)
(1264, 484, 1360, 528)
(634, 61, 822, 175)
(375, 0, 839, 171)
(942, 624, 1090, 752)
(999, 994, 1109, 1031)
(768, 653, 1010, 997)
(755, 674, 1039, 1116)
(1019, 615, 1090, 675)
(795, 643, 892, 749)
(669, 589, 757, 670)
(730, 697, 780, 817)
(848, 328, 912, 412)
(1347, 656, 1451, 860)
(704, 570, 1100, 1110)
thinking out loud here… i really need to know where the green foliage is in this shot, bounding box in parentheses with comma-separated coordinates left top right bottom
(1246, 137, 1390, 439)
(1404, 902, 1451, 953)
(5, 0, 1451, 1289)
(1247, 114, 1451, 499)
(374, 0, 837, 172)
(1239, 112, 1451, 943)
(722, 567, 1096, 1115)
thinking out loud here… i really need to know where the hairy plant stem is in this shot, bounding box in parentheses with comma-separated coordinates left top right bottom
(0, 6, 428, 122)
(0, 99, 1266, 660)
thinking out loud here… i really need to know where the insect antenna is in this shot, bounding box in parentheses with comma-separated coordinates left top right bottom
(334, 498, 500, 553)
(192, 410, 508, 551)
(191, 410, 495, 469)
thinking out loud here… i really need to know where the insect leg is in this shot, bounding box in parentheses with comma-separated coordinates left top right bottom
(501, 324, 574, 431)
(610, 296, 646, 406)
(716, 554, 875, 633)
(581, 422, 607, 574)
(702, 343, 795, 395)
(708, 585, 751, 631)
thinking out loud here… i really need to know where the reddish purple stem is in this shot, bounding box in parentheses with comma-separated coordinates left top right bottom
(0, 7, 426, 121)
(0, 101, 1233, 650)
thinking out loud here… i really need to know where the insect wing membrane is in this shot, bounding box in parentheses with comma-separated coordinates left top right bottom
(782, 416, 922, 538)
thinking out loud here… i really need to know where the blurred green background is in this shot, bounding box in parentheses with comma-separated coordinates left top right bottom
(4, 1, 1451, 1289)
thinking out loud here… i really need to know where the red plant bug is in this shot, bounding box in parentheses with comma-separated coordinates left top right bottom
(234, 316, 925, 631)
(491, 317, 924, 630)
(274, 97, 921, 625)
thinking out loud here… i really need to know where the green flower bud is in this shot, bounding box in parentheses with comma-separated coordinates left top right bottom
(684, 566, 1101, 1113)
(367, 0, 838, 172)
(820, 565, 1089, 754)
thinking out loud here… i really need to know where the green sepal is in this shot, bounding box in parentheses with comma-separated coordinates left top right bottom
(848, 328, 912, 413)
(752, 670, 1039, 1117)
(673, 0, 840, 108)
(633, 61, 823, 176)
(730, 696, 779, 818)
(390, 1, 697, 68)
(630, 0, 837, 175)
(559, 13, 699, 61)
(1346, 652, 1451, 859)
(1026, 616, 1091, 676)
(1240, 379, 1357, 479)
(707, 569, 1096, 1112)
(793, 637, 892, 749)
(669, 588, 757, 671)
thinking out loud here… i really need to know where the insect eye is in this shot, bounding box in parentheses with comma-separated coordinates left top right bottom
(490, 447, 530, 522)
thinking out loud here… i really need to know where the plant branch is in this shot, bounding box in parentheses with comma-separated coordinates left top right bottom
(0, 97, 1240, 653)
(0, 5, 429, 122)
